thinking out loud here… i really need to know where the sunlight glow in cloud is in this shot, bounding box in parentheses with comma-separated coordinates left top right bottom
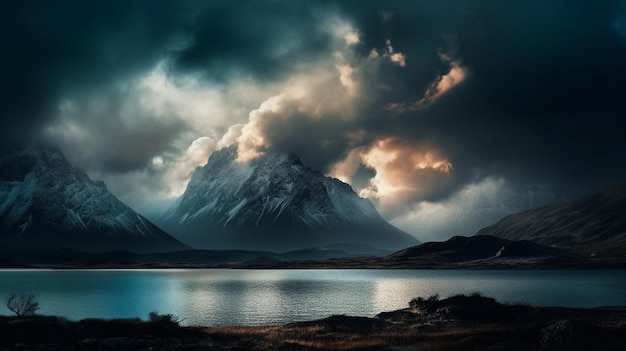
(384, 40, 406, 68)
(359, 138, 452, 198)
(344, 31, 360, 45)
(236, 95, 285, 163)
(387, 53, 466, 112)
(421, 54, 466, 103)
(330, 138, 453, 218)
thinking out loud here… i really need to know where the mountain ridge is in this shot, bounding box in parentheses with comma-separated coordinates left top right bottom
(157, 145, 419, 251)
(0, 145, 187, 253)
(475, 180, 626, 257)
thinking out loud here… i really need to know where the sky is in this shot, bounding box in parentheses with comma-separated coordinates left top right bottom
(1, 0, 625, 242)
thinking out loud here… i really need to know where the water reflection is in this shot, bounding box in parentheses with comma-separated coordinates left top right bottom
(177, 272, 379, 325)
(0, 269, 625, 326)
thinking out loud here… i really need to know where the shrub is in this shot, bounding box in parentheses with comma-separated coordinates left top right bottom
(5, 294, 40, 317)
(409, 297, 423, 309)
(148, 311, 183, 327)
(427, 294, 440, 302)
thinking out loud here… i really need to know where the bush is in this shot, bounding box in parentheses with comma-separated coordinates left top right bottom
(427, 294, 440, 302)
(5, 294, 40, 317)
(409, 294, 441, 309)
(148, 311, 183, 327)
(409, 297, 423, 309)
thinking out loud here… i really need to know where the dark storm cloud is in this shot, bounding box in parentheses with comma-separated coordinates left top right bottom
(447, 1, 625, 187)
(350, 0, 626, 192)
(49, 88, 189, 173)
(2, 0, 625, 237)
(171, 0, 335, 82)
(0, 0, 191, 147)
(225, 0, 626, 224)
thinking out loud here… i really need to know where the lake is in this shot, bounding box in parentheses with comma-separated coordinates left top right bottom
(0, 269, 624, 326)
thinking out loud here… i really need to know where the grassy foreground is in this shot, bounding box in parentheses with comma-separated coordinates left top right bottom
(1, 295, 625, 350)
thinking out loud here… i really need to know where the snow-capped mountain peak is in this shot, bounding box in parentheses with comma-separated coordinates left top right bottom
(158, 146, 418, 251)
(0, 145, 186, 252)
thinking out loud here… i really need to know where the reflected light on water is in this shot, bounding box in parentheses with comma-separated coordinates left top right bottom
(1, 269, 625, 326)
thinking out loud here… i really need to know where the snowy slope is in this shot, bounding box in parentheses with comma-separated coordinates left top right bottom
(0, 145, 186, 253)
(158, 146, 419, 251)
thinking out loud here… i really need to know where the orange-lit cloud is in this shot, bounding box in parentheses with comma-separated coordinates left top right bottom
(383, 40, 406, 67)
(330, 138, 453, 217)
(387, 53, 466, 112)
(421, 54, 466, 103)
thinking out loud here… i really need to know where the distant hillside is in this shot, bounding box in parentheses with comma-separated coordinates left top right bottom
(388, 235, 578, 263)
(0, 235, 586, 269)
(476, 180, 626, 257)
(235, 235, 585, 269)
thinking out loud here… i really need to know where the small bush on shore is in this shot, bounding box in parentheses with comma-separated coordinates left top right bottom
(148, 311, 183, 327)
(5, 294, 40, 317)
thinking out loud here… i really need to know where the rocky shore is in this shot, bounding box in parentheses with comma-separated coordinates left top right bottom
(1, 294, 625, 350)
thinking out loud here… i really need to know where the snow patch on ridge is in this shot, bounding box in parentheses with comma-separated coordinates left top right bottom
(67, 209, 88, 230)
(225, 198, 248, 225)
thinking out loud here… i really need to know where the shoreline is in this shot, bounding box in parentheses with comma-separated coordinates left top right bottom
(1, 295, 625, 350)
(2, 256, 626, 270)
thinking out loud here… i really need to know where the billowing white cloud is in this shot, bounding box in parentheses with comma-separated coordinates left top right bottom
(344, 31, 360, 45)
(232, 23, 370, 164)
(138, 61, 274, 135)
(218, 124, 244, 149)
(236, 94, 284, 163)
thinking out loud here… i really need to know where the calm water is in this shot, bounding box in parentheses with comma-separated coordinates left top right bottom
(0, 269, 624, 326)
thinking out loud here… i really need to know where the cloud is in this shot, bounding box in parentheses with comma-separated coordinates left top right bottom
(383, 40, 406, 68)
(390, 177, 514, 242)
(420, 54, 466, 103)
(387, 53, 466, 112)
(0, 0, 190, 146)
(231, 20, 377, 166)
(334, 53, 359, 97)
(163, 136, 218, 195)
(46, 89, 188, 173)
(218, 124, 245, 149)
(236, 94, 283, 163)
(170, 0, 336, 82)
(330, 138, 453, 218)
(3, 0, 626, 242)
(344, 31, 360, 45)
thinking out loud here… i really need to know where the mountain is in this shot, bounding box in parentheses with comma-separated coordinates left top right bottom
(233, 235, 584, 269)
(0, 145, 187, 253)
(387, 235, 578, 263)
(476, 180, 626, 257)
(157, 146, 419, 251)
